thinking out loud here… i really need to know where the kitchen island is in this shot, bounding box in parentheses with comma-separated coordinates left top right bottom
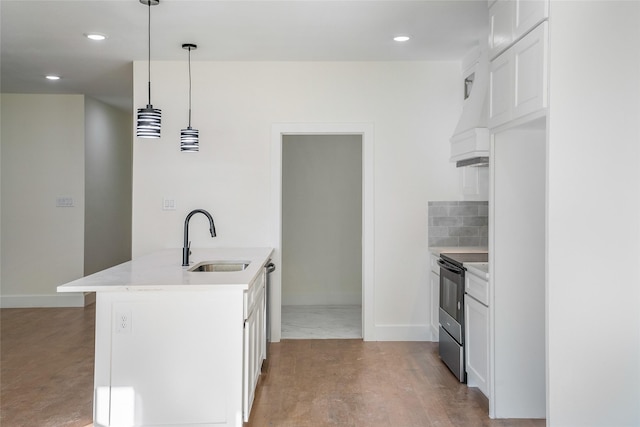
(58, 247, 274, 427)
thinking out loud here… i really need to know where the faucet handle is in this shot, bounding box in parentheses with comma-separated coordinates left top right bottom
(188, 241, 192, 255)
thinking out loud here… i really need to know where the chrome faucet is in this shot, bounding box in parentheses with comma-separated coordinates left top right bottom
(182, 209, 216, 266)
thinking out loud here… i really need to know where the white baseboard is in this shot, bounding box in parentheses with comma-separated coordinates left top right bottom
(430, 324, 439, 342)
(0, 293, 88, 308)
(370, 324, 432, 341)
(282, 294, 362, 306)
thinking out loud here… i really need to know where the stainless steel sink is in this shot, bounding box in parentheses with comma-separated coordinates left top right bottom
(188, 261, 250, 272)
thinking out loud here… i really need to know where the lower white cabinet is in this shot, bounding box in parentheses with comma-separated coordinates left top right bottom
(429, 254, 440, 341)
(465, 290, 490, 397)
(94, 291, 246, 427)
(93, 270, 268, 427)
(243, 270, 266, 422)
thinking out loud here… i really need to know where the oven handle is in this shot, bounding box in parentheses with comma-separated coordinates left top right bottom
(437, 259, 464, 274)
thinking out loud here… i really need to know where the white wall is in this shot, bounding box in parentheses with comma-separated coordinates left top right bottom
(84, 97, 133, 275)
(132, 61, 462, 340)
(0, 94, 85, 307)
(491, 123, 546, 418)
(281, 135, 362, 306)
(547, 1, 640, 425)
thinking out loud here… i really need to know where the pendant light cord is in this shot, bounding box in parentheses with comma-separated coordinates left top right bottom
(147, 1, 152, 105)
(188, 47, 192, 127)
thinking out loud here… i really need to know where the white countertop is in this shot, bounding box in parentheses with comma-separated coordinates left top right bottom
(57, 247, 274, 292)
(465, 262, 489, 279)
(429, 246, 489, 256)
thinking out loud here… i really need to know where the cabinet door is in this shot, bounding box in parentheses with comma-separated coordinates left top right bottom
(430, 270, 440, 341)
(488, 0, 514, 59)
(465, 296, 489, 397)
(243, 283, 265, 422)
(489, 50, 513, 128)
(243, 303, 258, 422)
(514, 0, 549, 41)
(513, 22, 548, 120)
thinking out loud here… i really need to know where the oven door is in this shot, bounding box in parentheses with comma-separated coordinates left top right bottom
(438, 259, 465, 343)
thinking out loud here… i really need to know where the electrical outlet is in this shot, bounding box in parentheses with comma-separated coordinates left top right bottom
(115, 309, 132, 334)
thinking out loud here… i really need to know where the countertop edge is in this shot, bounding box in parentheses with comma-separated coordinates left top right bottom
(57, 247, 274, 293)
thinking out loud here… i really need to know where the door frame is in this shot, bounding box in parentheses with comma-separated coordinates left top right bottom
(270, 123, 374, 342)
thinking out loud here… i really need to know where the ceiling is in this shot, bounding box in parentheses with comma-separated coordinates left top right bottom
(0, 0, 488, 112)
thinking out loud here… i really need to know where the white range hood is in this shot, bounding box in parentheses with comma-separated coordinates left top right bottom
(450, 50, 490, 167)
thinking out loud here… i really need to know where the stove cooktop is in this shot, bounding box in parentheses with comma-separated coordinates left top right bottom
(440, 252, 488, 267)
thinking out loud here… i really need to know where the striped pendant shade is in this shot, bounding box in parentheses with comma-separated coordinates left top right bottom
(180, 126, 199, 152)
(137, 105, 161, 138)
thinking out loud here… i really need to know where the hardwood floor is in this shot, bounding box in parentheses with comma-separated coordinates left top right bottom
(248, 340, 544, 427)
(1, 306, 95, 427)
(1, 306, 545, 427)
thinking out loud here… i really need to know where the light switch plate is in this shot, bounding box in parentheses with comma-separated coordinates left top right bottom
(56, 197, 74, 207)
(162, 198, 176, 210)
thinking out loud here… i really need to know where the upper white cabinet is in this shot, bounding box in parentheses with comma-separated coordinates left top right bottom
(489, 0, 514, 59)
(514, 0, 549, 41)
(488, 50, 512, 127)
(512, 23, 548, 120)
(489, 22, 548, 129)
(489, 0, 549, 59)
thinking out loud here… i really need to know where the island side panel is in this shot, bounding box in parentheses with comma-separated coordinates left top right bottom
(93, 290, 245, 427)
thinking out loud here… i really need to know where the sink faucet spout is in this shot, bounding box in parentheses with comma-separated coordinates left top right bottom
(182, 209, 217, 266)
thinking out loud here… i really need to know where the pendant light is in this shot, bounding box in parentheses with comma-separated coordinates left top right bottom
(180, 43, 199, 152)
(136, 0, 161, 138)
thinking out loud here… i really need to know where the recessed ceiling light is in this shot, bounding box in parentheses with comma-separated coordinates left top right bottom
(45, 75, 61, 81)
(85, 33, 107, 41)
(394, 36, 411, 42)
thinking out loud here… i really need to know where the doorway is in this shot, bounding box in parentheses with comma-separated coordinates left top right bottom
(281, 135, 362, 338)
(270, 123, 374, 342)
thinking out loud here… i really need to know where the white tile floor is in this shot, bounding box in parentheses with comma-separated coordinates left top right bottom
(281, 305, 362, 339)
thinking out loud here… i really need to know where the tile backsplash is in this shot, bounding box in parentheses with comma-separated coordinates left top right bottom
(428, 201, 488, 247)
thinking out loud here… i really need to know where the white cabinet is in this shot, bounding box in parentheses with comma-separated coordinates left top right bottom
(488, 50, 512, 127)
(243, 269, 266, 422)
(489, 0, 514, 59)
(513, 0, 549, 41)
(512, 23, 548, 120)
(430, 254, 440, 341)
(464, 266, 489, 397)
(489, 0, 549, 59)
(94, 291, 245, 427)
(489, 22, 548, 129)
(465, 268, 489, 306)
(465, 294, 489, 397)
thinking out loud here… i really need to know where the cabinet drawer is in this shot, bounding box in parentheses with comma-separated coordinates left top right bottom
(244, 270, 266, 318)
(465, 272, 489, 306)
